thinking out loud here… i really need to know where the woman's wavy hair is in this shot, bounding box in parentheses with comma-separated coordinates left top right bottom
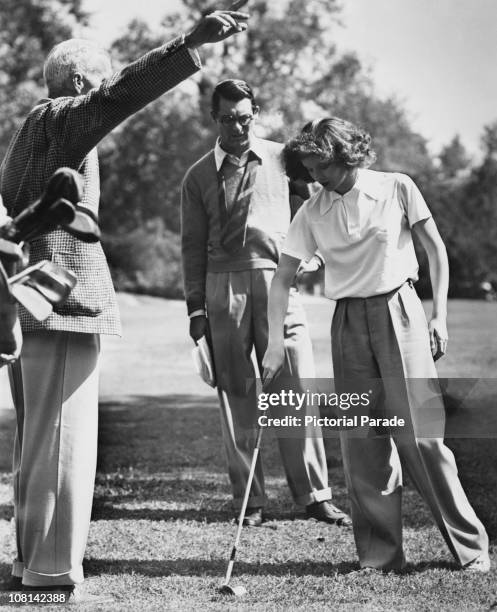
(283, 117, 376, 182)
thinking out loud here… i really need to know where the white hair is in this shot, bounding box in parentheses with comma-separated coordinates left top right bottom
(43, 39, 111, 95)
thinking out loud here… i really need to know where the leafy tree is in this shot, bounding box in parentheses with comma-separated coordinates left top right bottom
(6, 0, 489, 299)
(101, 0, 435, 231)
(458, 122, 497, 288)
(424, 122, 497, 297)
(0, 0, 88, 156)
(104, 218, 184, 298)
(439, 135, 471, 179)
(97, 0, 439, 294)
(98, 90, 210, 235)
(481, 121, 497, 159)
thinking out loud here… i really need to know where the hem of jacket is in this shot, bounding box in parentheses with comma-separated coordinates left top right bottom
(20, 315, 122, 337)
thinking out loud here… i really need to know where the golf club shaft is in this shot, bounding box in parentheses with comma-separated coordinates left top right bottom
(223, 423, 263, 586)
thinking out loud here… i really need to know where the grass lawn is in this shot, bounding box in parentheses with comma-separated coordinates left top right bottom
(0, 295, 496, 611)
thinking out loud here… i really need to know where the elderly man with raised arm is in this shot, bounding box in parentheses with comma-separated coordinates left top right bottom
(0, 8, 248, 601)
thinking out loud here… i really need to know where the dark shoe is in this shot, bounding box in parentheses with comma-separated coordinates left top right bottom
(238, 507, 263, 527)
(306, 501, 352, 527)
(6, 576, 23, 590)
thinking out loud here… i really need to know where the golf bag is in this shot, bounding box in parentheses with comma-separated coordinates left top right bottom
(0, 167, 102, 364)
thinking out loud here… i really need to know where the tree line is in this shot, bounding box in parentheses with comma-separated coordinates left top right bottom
(1, 0, 496, 299)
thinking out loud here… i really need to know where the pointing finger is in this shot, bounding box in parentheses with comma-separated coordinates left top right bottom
(220, 10, 249, 19)
(228, 0, 249, 10)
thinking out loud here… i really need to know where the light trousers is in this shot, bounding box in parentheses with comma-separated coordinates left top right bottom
(9, 330, 100, 586)
(206, 269, 331, 509)
(332, 282, 488, 570)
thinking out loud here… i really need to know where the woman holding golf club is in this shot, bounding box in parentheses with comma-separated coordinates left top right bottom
(262, 117, 490, 572)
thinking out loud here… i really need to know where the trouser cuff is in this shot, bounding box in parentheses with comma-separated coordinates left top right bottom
(12, 560, 24, 578)
(21, 566, 84, 587)
(232, 494, 266, 510)
(295, 487, 332, 507)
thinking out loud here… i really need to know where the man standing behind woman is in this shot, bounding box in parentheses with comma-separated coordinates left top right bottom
(263, 117, 490, 572)
(181, 80, 351, 527)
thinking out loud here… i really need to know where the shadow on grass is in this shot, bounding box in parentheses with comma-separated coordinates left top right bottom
(0, 504, 12, 521)
(84, 557, 458, 579)
(93, 475, 230, 501)
(2, 395, 497, 538)
(83, 557, 353, 579)
(91, 506, 232, 522)
(0, 556, 458, 590)
(97, 394, 229, 474)
(0, 563, 14, 592)
(90, 504, 328, 523)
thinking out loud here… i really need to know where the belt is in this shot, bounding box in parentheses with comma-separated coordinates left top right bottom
(338, 279, 414, 303)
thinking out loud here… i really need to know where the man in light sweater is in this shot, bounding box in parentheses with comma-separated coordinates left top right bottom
(181, 79, 351, 526)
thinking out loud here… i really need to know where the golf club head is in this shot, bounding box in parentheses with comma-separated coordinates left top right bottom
(3, 198, 76, 243)
(9, 260, 77, 299)
(40, 169, 101, 242)
(219, 584, 247, 597)
(42, 169, 100, 242)
(38, 167, 83, 210)
(33, 261, 77, 288)
(28, 263, 77, 305)
(0, 167, 99, 244)
(0, 165, 82, 243)
(8, 261, 46, 285)
(0, 239, 23, 263)
(9, 261, 77, 306)
(64, 205, 101, 243)
(26, 277, 70, 305)
(9, 283, 53, 321)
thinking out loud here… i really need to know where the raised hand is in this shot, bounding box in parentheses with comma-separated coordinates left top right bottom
(185, 7, 249, 48)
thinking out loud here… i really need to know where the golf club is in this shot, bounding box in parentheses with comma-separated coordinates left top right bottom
(24, 264, 76, 305)
(219, 422, 263, 597)
(65, 205, 101, 243)
(0, 165, 82, 240)
(0, 238, 23, 263)
(37, 166, 84, 210)
(37, 167, 101, 242)
(8, 261, 77, 320)
(1, 197, 76, 243)
(0, 167, 101, 243)
(9, 283, 54, 321)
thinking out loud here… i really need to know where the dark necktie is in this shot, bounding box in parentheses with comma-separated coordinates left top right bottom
(218, 153, 259, 254)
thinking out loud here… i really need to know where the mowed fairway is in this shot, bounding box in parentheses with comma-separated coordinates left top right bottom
(0, 295, 496, 611)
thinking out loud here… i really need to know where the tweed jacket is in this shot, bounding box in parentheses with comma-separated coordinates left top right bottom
(0, 37, 200, 335)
